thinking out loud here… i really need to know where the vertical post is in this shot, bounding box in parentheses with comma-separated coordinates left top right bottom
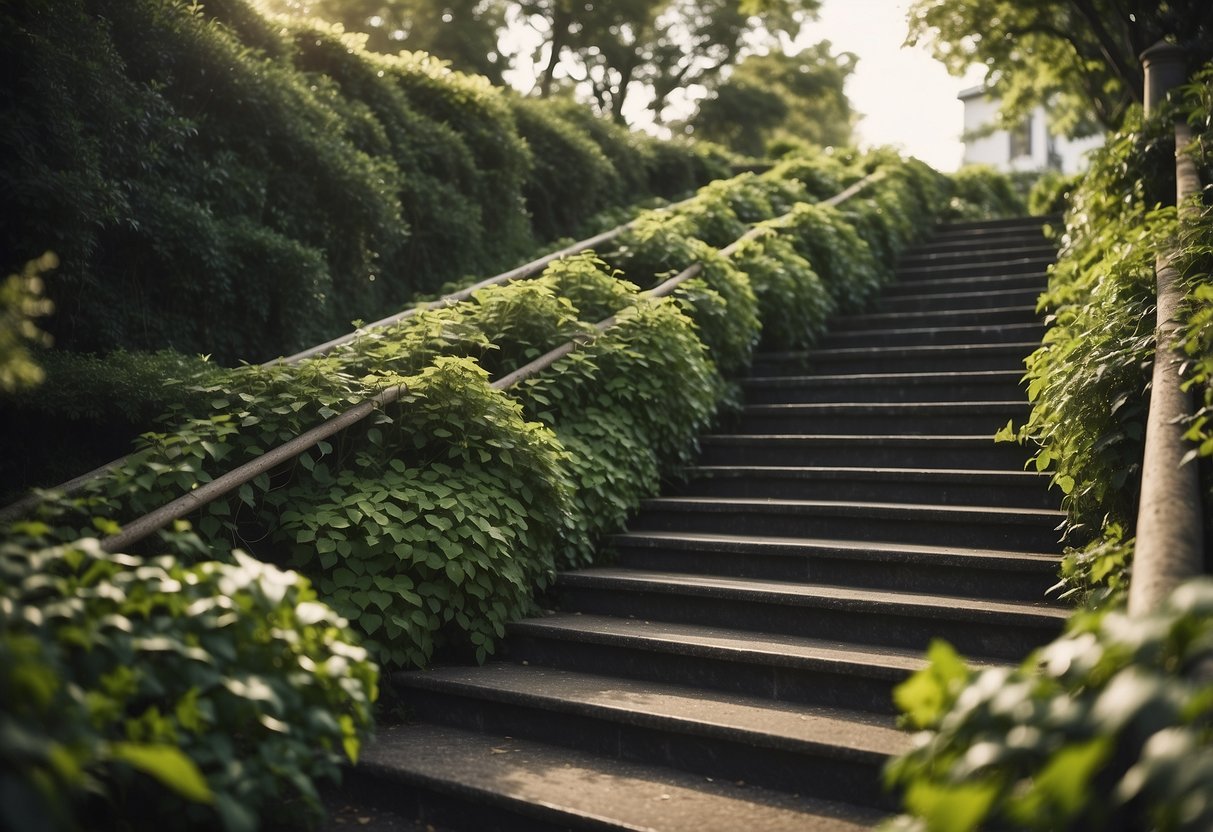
(1140, 42, 1187, 118)
(1128, 41, 1204, 615)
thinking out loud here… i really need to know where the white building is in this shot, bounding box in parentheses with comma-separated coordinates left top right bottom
(958, 85, 1103, 174)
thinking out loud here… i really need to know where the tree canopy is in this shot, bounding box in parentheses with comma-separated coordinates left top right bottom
(686, 41, 856, 156)
(906, 0, 1213, 137)
(261, 0, 824, 125)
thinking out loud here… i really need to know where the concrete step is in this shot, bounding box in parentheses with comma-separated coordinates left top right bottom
(610, 531, 1060, 602)
(741, 371, 1024, 404)
(736, 401, 1027, 435)
(631, 496, 1063, 551)
(820, 321, 1044, 348)
(395, 664, 906, 809)
(880, 272, 1045, 297)
(898, 244, 1056, 268)
(830, 305, 1039, 331)
(610, 528, 1061, 599)
(675, 465, 1056, 508)
(697, 434, 1030, 469)
(895, 256, 1052, 282)
(910, 233, 1050, 255)
(875, 286, 1041, 314)
(749, 342, 1038, 375)
(506, 613, 931, 714)
(932, 215, 1058, 235)
(353, 723, 883, 831)
(555, 569, 1068, 661)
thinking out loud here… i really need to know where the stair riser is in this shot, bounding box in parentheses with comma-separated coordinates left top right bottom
(898, 246, 1056, 268)
(736, 408, 1026, 435)
(631, 507, 1060, 551)
(750, 348, 1032, 375)
(876, 288, 1041, 312)
(612, 545, 1057, 602)
(821, 324, 1045, 348)
(742, 380, 1023, 404)
(897, 259, 1051, 282)
(504, 634, 907, 715)
(881, 274, 1044, 297)
(556, 584, 1061, 661)
(832, 307, 1038, 331)
(676, 472, 1057, 508)
(403, 688, 893, 809)
(698, 441, 1028, 470)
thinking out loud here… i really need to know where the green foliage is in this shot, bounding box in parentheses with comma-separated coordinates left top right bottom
(0, 0, 726, 365)
(0, 252, 55, 392)
(905, 0, 1213, 137)
(687, 42, 857, 157)
(0, 535, 377, 832)
(510, 96, 624, 241)
(1011, 109, 1179, 599)
(518, 300, 718, 567)
(730, 231, 832, 351)
(0, 349, 217, 501)
(771, 202, 884, 312)
(944, 165, 1027, 220)
(1028, 171, 1082, 217)
(273, 358, 574, 668)
(886, 578, 1213, 832)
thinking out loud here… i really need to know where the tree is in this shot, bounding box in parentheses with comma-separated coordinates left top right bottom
(527, 0, 821, 123)
(906, 0, 1213, 137)
(261, 0, 508, 82)
(686, 41, 856, 156)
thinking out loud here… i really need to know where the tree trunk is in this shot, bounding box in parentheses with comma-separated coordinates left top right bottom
(538, 5, 572, 97)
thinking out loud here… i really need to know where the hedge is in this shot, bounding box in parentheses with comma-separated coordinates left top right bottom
(0, 0, 732, 365)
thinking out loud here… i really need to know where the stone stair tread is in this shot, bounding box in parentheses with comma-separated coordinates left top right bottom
(687, 464, 1045, 480)
(700, 433, 1019, 443)
(612, 528, 1058, 565)
(753, 341, 1040, 363)
(840, 303, 1034, 318)
(822, 321, 1042, 337)
(559, 569, 1069, 623)
(396, 663, 905, 760)
(362, 723, 883, 831)
(636, 495, 1064, 525)
(743, 369, 1023, 386)
(512, 612, 988, 675)
(741, 400, 1026, 413)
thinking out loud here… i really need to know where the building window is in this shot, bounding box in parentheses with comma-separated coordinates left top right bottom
(1009, 116, 1034, 159)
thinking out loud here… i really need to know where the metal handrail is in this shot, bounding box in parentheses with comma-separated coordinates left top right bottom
(1128, 43, 1205, 614)
(91, 170, 885, 553)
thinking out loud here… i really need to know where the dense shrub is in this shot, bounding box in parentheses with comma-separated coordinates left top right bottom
(1010, 109, 1178, 603)
(518, 299, 718, 568)
(1029, 170, 1082, 216)
(944, 165, 1027, 219)
(886, 579, 1213, 832)
(0, 533, 377, 832)
(0, 0, 727, 365)
(0, 349, 217, 502)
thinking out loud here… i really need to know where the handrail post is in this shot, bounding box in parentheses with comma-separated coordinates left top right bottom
(1128, 41, 1204, 615)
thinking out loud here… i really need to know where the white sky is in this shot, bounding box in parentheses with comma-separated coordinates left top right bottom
(796, 0, 985, 171)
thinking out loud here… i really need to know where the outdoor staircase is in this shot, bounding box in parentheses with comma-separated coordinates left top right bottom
(339, 216, 1068, 830)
